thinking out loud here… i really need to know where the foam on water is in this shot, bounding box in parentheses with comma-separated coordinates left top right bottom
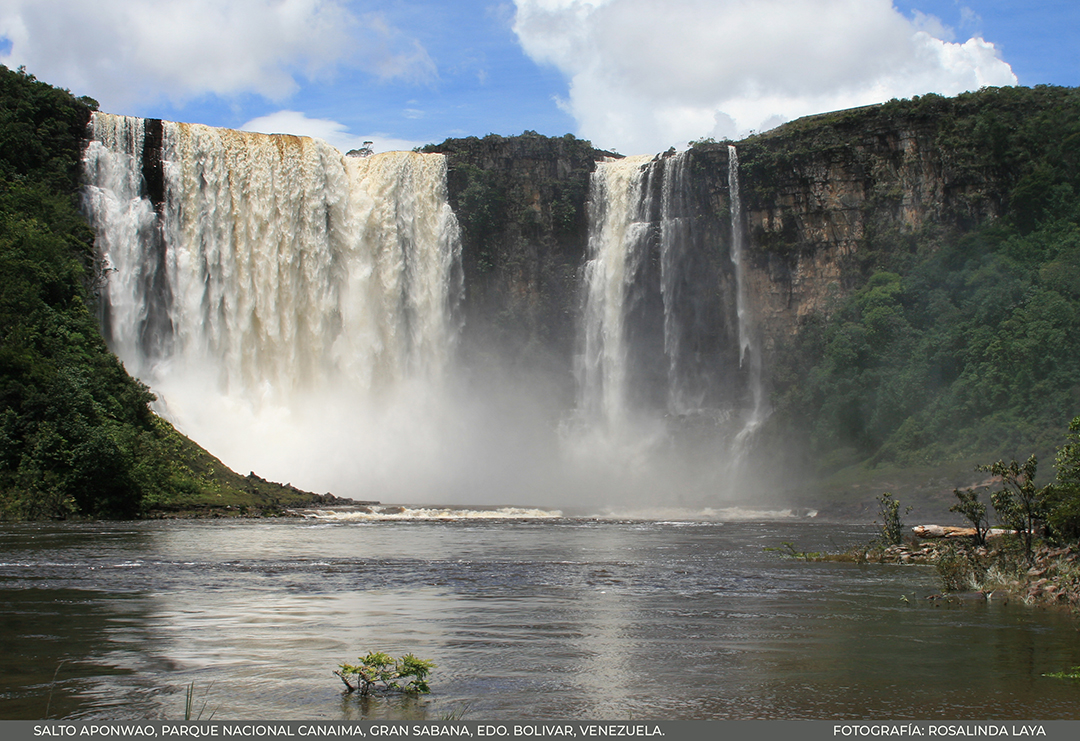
(297, 505, 565, 521)
(591, 506, 818, 521)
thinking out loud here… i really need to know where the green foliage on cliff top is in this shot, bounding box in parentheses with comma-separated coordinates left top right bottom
(739, 86, 1080, 229)
(765, 85, 1080, 478)
(0, 66, 325, 519)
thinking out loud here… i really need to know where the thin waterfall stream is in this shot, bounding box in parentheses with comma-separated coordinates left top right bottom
(728, 144, 767, 442)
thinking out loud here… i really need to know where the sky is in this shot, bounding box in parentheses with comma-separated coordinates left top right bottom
(0, 0, 1077, 155)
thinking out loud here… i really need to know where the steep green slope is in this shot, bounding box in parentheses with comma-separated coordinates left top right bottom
(0, 66, 331, 519)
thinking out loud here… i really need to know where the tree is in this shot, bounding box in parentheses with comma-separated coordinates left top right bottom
(983, 455, 1049, 561)
(346, 141, 374, 158)
(875, 492, 910, 546)
(1046, 416, 1080, 540)
(950, 487, 991, 546)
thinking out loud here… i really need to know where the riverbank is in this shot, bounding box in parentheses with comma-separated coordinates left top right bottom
(938, 542, 1080, 610)
(814, 536, 1080, 613)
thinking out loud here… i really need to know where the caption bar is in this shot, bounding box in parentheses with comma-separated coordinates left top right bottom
(4, 721, 1078, 741)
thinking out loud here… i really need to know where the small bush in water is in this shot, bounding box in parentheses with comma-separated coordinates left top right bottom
(335, 651, 435, 695)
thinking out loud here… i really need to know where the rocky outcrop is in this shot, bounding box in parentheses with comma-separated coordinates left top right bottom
(425, 132, 607, 398)
(733, 103, 1003, 355)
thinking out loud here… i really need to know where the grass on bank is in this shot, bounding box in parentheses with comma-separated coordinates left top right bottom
(140, 418, 344, 517)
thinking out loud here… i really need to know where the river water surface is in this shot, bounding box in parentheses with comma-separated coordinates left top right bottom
(1, 514, 1079, 720)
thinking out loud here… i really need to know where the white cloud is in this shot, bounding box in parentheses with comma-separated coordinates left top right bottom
(357, 12, 438, 85)
(513, 0, 1018, 154)
(910, 10, 954, 42)
(240, 110, 426, 153)
(0, 0, 434, 112)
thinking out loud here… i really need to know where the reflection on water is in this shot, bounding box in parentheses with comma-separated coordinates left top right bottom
(1, 518, 1079, 720)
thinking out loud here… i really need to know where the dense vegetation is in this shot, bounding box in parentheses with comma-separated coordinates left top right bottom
(0, 66, 326, 519)
(919, 417, 1080, 599)
(756, 86, 1080, 483)
(962, 415, 1080, 548)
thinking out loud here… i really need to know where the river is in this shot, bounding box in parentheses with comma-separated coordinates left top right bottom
(1, 513, 1078, 720)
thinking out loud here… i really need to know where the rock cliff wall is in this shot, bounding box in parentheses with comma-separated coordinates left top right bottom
(732, 100, 1005, 359)
(426, 133, 605, 400)
(430, 95, 1023, 402)
(429, 89, 1075, 447)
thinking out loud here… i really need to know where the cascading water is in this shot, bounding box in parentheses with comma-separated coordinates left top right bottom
(728, 145, 767, 436)
(657, 151, 708, 416)
(83, 113, 463, 498)
(578, 154, 656, 431)
(577, 151, 725, 430)
(571, 147, 767, 498)
(83, 113, 769, 507)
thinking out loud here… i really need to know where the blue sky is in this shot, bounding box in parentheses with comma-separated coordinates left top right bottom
(1, 1, 1076, 154)
(892, 0, 1079, 86)
(158, 1, 581, 148)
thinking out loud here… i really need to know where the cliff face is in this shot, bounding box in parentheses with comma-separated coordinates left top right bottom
(732, 101, 1005, 358)
(432, 105, 1003, 394)
(430, 86, 1080, 487)
(428, 117, 921, 402)
(426, 133, 605, 398)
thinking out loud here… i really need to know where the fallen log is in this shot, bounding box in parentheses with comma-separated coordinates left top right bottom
(912, 525, 972, 538)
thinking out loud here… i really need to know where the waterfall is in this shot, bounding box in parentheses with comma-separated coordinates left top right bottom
(727, 145, 766, 434)
(82, 113, 463, 496)
(578, 154, 655, 430)
(657, 151, 699, 416)
(571, 147, 766, 497)
(82, 113, 768, 504)
(81, 114, 169, 366)
(578, 151, 718, 430)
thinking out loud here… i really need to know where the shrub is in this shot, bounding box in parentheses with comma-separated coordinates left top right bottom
(950, 487, 991, 546)
(875, 492, 910, 546)
(335, 652, 435, 696)
(936, 543, 982, 592)
(1046, 416, 1080, 540)
(982, 455, 1048, 562)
